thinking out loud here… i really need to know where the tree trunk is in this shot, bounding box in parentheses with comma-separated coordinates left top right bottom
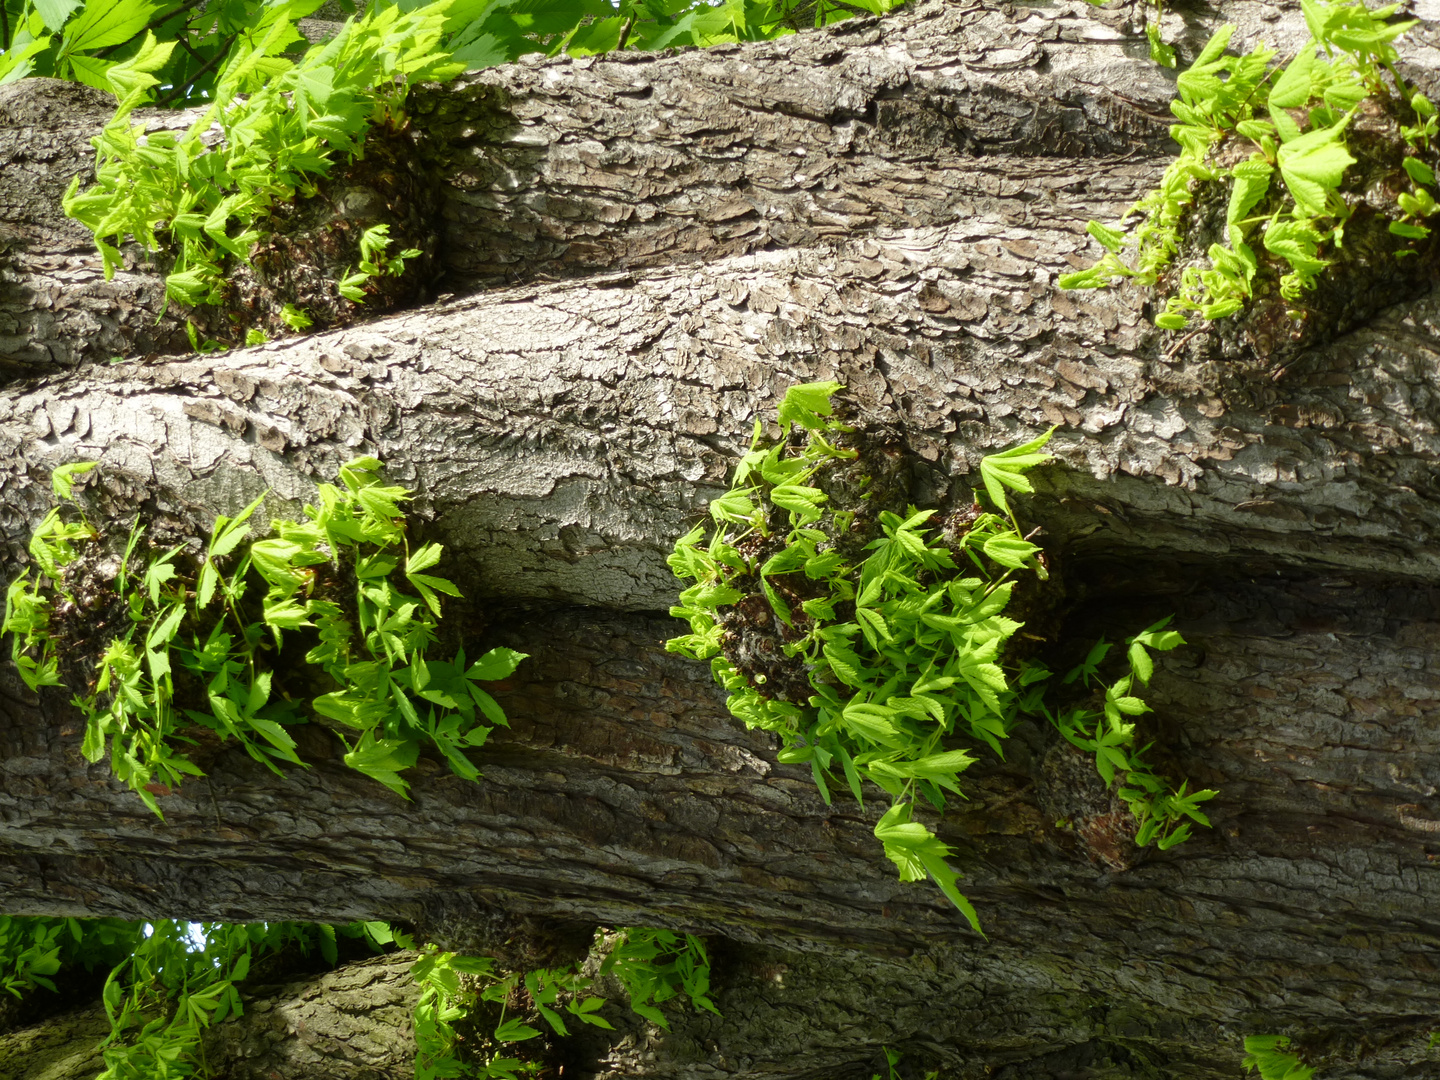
(4, 1, 1440, 1077)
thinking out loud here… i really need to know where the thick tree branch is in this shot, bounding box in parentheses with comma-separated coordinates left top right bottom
(4, 1, 1440, 1076)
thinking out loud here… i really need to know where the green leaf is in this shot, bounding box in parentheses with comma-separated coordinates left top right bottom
(841, 701, 902, 746)
(822, 642, 868, 688)
(1058, 267, 1109, 290)
(873, 803, 982, 933)
(770, 483, 825, 522)
(855, 606, 892, 648)
(51, 460, 98, 500)
(1268, 48, 1317, 110)
(1277, 117, 1356, 217)
(1086, 220, 1127, 252)
(1192, 23, 1233, 68)
(406, 543, 444, 574)
(1403, 157, 1437, 188)
(776, 381, 845, 433)
(342, 734, 419, 799)
(264, 599, 312, 630)
(981, 534, 1040, 570)
(709, 491, 755, 524)
(1227, 159, 1274, 227)
(34, 0, 82, 33)
(1146, 22, 1176, 68)
(978, 428, 1056, 515)
(62, 0, 164, 53)
(281, 304, 313, 331)
(1390, 220, 1431, 239)
(493, 1017, 542, 1042)
(1263, 216, 1327, 278)
(103, 30, 174, 101)
(167, 269, 214, 308)
(1299, 0, 1329, 43)
(209, 492, 266, 559)
(466, 647, 527, 682)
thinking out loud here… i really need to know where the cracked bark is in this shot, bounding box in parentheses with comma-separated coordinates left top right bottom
(3, 0, 1440, 1077)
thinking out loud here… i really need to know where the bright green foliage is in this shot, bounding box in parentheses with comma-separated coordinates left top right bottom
(98, 920, 367, 1079)
(409, 927, 714, 1077)
(1144, 0, 1176, 68)
(3, 913, 711, 1078)
(1062, 0, 1435, 331)
(412, 944, 612, 1079)
(4, 0, 909, 100)
(0, 914, 143, 999)
(667, 383, 1054, 930)
(338, 223, 423, 302)
(61, 0, 462, 313)
(280, 302, 315, 331)
(0, 915, 66, 997)
(598, 927, 719, 1030)
(0, 0, 307, 96)
(669, 385, 1214, 927)
(98, 922, 256, 1080)
(1244, 1034, 1317, 1080)
(1, 473, 96, 693)
(0, 915, 387, 1079)
(2, 457, 526, 815)
(41, 0, 909, 331)
(440, 0, 905, 69)
(1046, 620, 1218, 849)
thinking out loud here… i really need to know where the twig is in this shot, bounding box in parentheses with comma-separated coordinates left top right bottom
(157, 34, 235, 109)
(1164, 326, 1206, 358)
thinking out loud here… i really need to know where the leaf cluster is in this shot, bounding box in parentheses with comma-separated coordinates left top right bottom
(410, 926, 715, 1078)
(0, 914, 389, 1079)
(669, 384, 1052, 929)
(42, 0, 912, 338)
(1062, 0, 1436, 331)
(0, 915, 66, 998)
(1046, 621, 1218, 850)
(97, 921, 257, 1080)
(0, 914, 143, 1000)
(338, 222, 422, 302)
(669, 385, 1216, 926)
(2, 913, 711, 1080)
(60, 0, 462, 316)
(597, 927, 719, 1029)
(0, 0, 335, 102)
(2, 457, 526, 815)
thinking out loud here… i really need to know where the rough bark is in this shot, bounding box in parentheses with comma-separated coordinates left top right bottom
(3, 0, 1440, 1077)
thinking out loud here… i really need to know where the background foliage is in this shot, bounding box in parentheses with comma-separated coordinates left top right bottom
(0, 0, 906, 99)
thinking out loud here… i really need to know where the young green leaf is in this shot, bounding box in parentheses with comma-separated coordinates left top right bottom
(978, 428, 1057, 517)
(50, 460, 98, 501)
(1276, 116, 1357, 216)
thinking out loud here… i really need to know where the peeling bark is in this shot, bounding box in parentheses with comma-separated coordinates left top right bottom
(4, 0, 1440, 1077)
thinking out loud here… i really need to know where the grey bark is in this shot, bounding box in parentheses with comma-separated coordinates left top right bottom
(3, 0, 1440, 1077)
